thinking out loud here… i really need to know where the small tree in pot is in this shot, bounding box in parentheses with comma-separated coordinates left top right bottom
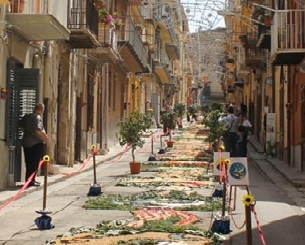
(174, 102, 186, 128)
(188, 104, 198, 121)
(118, 110, 152, 174)
(161, 111, 177, 147)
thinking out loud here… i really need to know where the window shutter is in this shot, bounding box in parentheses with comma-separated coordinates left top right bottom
(5, 68, 39, 146)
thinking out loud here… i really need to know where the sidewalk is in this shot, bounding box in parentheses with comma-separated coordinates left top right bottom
(0, 129, 161, 206)
(248, 135, 305, 188)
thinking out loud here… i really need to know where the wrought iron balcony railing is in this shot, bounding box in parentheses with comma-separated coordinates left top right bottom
(270, 9, 305, 64)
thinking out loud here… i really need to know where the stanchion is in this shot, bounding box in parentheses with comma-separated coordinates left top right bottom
(148, 131, 156, 161)
(34, 155, 54, 230)
(242, 193, 255, 245)
(87, 145, 102, 196)
(210, 144, 231, 235)
(158, 131, 166, 154)
(245, 205, 252, 245)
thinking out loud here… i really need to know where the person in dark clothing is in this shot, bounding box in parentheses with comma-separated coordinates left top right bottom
(186, 113, 190, 123)
(218, 106, 238, 157)
(19, 102, 49, 187)
(236, 125, 247, 157)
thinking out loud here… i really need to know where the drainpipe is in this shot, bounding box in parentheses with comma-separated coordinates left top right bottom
(104, 63, 109, 150)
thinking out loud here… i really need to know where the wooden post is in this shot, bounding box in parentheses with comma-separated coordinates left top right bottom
(222, 178, 226, 217)
(92, 151, 97, 184)
(151, 132, 153, 154)
(245, 205, 252, 245)
(42, 162, 48, 211)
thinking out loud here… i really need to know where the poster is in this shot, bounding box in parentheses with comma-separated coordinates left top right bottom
(227, 157, 249, 186)
(213, 152, 230, 175)
(266, 113, 276, 157)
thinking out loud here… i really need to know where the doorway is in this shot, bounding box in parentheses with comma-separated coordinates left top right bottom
(5, 59, 39, 182)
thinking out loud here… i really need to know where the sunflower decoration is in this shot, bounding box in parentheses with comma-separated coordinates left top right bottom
(242, 193, 255, 206)
(216, 158, 230, 171)
(218, 143, 225, 151)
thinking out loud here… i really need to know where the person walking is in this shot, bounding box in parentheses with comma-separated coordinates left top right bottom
(236, 112, 252, 157)
(19, 102, 49, 186)
(219, 106, 238, 157)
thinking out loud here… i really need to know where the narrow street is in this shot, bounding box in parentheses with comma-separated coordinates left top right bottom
(228, 142, 305, 244)
(0, 125, 305, 245)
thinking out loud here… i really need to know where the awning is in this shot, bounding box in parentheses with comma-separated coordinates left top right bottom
(6, 14, 70, 41)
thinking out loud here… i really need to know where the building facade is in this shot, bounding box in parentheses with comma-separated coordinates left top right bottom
(222, 0, 305, 171)
(0, 0, 192, 190)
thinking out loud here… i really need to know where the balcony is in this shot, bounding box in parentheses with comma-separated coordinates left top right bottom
(165, 43, 180, 61)
(117, 19, 149, 73)
(67, 0, 99, 48)
(245, 48, 266, 66)
(270, 9, 305, 65)
(204, 91, 225, 100)
(153, 4, 177, 43)
(154, 52, 171, 83)
(87, 23, 120, 66)
(6, 0, 70, 41)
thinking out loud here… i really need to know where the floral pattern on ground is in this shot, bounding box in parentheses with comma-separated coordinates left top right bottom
(84, 190, 222, 211)
(115, 176, 214, 188)
(141, 161, 211, 170)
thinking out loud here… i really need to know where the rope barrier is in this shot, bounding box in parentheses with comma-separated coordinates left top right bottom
(60, 155, 92, 176)
(110, 144, 129, 162)
(251, 204, 267, 245)
(0, 159, 45, 211)
(0, 142, 129, 211)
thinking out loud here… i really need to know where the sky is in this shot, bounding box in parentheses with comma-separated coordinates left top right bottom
(180, 0, 226, 32)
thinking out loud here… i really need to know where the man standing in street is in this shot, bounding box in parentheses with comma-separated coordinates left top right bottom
(19, 102, 49, 187)
(219, 106, 238, 157)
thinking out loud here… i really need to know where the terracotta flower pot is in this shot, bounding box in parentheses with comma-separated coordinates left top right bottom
(167, 141, 174, 148)
(129, 161, 141, 174)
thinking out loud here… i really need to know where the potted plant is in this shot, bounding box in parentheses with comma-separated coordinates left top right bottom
(93, 0, 105, 10)
(143, 40, 151, 46)
(188, 104, 197, 121)
(201, 108, 227, 152)
(113, 18, 123, 30)
(135, 23, 144, 34)
(174, 102, 186, 128)
(118, 110, 152, 174)
(98, 9, 111, 23)
(161, 111, 177, 147)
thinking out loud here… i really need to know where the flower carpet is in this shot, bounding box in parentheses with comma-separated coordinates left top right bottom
(48, 125, 224, 245)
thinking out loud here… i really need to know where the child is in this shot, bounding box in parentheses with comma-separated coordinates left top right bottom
(236, 125, 247, 157)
